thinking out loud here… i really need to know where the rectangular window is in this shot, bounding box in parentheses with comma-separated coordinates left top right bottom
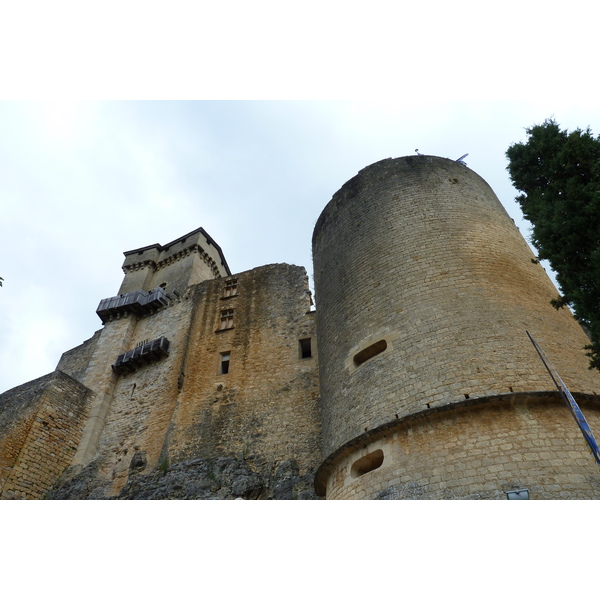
(220, 352, 230, 375)
(223, 279, 238, 297)
(299, 338, 312, 359)
(220, 308, 234, 330)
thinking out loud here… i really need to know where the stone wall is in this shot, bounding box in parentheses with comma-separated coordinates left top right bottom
(319, 394, 600, 499)
(57, 330, 101, 383)
(118, 227, 230, 295)
(312, 156, 600, 461)
(0, 371, 91, 499)
(165, 264, 321, 483)
(0, 375, 52, 492)
(48, 263, 322, 499)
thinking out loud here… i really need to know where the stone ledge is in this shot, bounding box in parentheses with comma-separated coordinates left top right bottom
(313, 390, 600, 496)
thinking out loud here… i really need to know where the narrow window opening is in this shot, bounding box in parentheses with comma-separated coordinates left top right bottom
(351, 449, 384, 478)
(220, 309, 234, 330)
(299, 338, 312, 359)
(220, 352, 230, 375)
(353, 340, 387, 367)
(223, 279, 238, 298)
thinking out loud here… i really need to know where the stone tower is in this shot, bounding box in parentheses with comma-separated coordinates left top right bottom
(312, 156, 600, 499)
(0, 226, 321, 499)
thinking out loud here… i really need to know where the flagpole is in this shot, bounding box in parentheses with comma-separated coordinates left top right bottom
(526, 330, 600, 466)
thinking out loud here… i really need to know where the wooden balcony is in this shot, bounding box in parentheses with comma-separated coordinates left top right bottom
(112, 336, 170, 375)
(96, 287, 168, 322)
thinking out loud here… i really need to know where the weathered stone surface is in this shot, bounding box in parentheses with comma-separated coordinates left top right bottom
(313, 156, 600, 499)
(45, 461, 108, 500)
(0, 371, 92, 499)
(40, 261, 322, 500)
(48, 456, 320, 500)
(56, 330, 102, 383)
(319, 394, 600, 499)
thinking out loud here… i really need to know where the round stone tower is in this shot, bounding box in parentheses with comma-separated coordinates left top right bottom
(312, 156, 600, 499)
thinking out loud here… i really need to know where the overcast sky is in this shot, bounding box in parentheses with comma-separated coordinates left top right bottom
(1, 2, 598, 398)
(1, 99, 597, 393)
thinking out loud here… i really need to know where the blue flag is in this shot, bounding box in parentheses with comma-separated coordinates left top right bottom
(527, 331, 600, 465)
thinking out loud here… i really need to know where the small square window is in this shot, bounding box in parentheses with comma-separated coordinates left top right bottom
(299, 338, 312, 359)
(223, 279, 238, 297)
(220, 352, 231, 375)
(220, 309, 234, 330)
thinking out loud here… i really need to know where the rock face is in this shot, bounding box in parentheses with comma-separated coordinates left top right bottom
(47, 457, 319, 500)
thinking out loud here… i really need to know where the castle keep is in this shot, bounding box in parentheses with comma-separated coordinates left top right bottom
(2, 156, 600, 499)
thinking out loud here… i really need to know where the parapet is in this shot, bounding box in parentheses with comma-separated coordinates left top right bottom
(117, 227, 231, 295)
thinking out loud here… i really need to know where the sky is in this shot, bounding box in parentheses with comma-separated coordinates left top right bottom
(1, 100, 599, 393)
(1, 1, 597, 391)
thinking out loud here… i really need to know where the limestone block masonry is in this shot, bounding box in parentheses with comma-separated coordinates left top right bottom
(0, 372, 91, 499)
(47, 263, 321, 499)
(312, 155, 600, 498)
(2, 154, 600, 499)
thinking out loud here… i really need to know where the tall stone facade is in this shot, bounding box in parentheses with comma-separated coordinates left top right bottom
(2, 156, 600, 499)
(1, 228, 321, 499)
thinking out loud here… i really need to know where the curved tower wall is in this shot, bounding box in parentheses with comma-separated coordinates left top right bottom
(312, 156, 600, 499)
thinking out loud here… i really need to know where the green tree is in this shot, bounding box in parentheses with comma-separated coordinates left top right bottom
(506, 118, 600, 370)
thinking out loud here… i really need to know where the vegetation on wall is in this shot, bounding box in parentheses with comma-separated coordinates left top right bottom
(506, 118, 600, 370)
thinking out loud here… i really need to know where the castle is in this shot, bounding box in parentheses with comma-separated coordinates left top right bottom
(2, 155, 600, 499)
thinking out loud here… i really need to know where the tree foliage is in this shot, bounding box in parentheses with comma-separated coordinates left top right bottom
(506, 118, 600, 370)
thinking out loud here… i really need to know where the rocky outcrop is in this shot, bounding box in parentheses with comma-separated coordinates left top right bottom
(47, 457, 320, 500)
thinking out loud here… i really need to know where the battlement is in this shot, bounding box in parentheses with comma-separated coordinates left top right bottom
(117, 227, 231, 296)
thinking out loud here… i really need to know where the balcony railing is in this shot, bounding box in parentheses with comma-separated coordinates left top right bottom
(96, 287, 168, 322)
(112, 336, 170, 375)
